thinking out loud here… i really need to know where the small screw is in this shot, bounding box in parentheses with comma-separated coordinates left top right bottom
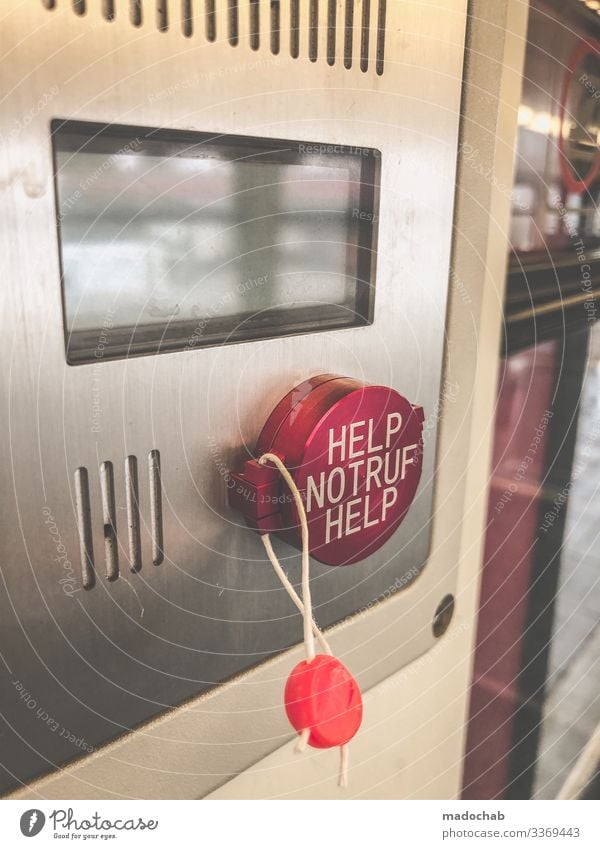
(433, 594, 455, 638)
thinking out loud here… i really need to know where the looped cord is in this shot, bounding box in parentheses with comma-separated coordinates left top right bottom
(258, 452, 317, 661)
(261, 534, 333, 657)
(257, 452, 349, 788)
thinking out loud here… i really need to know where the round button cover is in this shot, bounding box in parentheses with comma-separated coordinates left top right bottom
(256, 375, 424, 566)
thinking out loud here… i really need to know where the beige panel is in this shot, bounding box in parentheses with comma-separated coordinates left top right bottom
(208, 621, 474, 799)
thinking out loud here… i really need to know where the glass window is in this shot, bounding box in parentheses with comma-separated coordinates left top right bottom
(52, 121, 380, 363)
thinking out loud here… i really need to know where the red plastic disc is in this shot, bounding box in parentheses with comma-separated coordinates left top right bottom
(284, 654, 363, 749)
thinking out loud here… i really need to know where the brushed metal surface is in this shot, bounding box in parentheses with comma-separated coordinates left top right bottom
(0, 0, 467, 794)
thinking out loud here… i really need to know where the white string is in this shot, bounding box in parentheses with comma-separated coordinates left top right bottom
(339, 744, 349, 788)
(295, 727, 311, 754)
(261, 533, 333, 657)
(258, 452, 316, 662)
(258, 452, 349, 789)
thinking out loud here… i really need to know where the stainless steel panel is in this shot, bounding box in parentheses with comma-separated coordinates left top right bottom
(0, 0, 467, 793)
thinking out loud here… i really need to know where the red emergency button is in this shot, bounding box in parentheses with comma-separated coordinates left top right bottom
(229, 374, 424, 566)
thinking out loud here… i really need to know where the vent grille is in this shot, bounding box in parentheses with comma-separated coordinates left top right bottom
(41, 0, 387, 74)
(74, 450, 164, 589)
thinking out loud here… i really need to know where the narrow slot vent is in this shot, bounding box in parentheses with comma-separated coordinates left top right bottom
(309, 0, 319, 63)
(100, 461, 119, 581)
(130, 0, 142, 26)
(376, 0, 386, 76)
(182, 0, 193, 36)
(71, 450, 164, 587)
(250, 0, 260, 51)
(74, 468, 95, 590)
(270, 0, 280, 55)
(40, 0, 387, 74)
(360, 0, 370, 72)
(344, 0, 354, 70)
(102, 0, 115, 21)
(157, 0, 168, 31)
(290, 0, 300, 59)
(149, 450, 165, 566)
(206, 0, 216, 41)
(326, 0, 336, 67)
(228, 0, 239, 46)
(125, 455, 142, 573)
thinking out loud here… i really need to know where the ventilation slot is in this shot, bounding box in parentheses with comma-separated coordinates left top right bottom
(326, 0, 336, 66)
(72, 451, 164, 587)
(249, 0, 260, 50)
(125, 455, 142, 573)
(228, 0, 239, 46)
(149, 450, 164, 566)
(271, 0, 280, 55)
(376, 0, 386, 76)
(309, 0, 319, 63)
(157, 0, 168, 31)
(102, 0, 115, 21)
(343, 0, 353, 69)
(40, 0, 388, 74)
(206, 0, 216, 41)
(360, 0, 370, 72)
(74, 468, 95, 590)
(100, 461, 119, 581)
(130, 0, 142, 26)
(290, 0, 300, 59)
(182, 0, 193, 36)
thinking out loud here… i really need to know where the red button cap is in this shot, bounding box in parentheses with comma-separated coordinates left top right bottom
(284, 654, 363, 749)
